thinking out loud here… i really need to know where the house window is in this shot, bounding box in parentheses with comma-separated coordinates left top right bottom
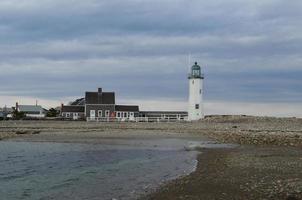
(195, 104, 199, 109)
(117, 112, 121, 118)
(98, 110, 103, 118)
(105, 110, 110, 117)
(123, 112, 128, 118)
(66, 113, 70, 118)
(129, 112, 134, 117)
(73, 113, 79, 120)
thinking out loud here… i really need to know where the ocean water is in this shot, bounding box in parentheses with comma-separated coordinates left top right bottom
(0, 138, 200, 200)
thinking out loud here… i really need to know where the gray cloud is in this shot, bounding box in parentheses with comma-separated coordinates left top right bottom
(0, 0, 301, 115)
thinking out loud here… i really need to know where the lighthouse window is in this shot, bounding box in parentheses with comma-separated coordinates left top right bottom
(195, 104, 199, 109)
(200, 89, 201, 94)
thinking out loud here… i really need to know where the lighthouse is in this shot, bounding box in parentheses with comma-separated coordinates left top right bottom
(188, 62, 204, 121)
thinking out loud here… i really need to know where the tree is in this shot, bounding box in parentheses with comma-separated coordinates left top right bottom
(46, 108, 59, 117)
(12, 110, 26, 120)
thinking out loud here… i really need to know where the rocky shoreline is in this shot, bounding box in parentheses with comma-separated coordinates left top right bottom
(201, 115, 302, 147)
(1, 116, 302, 199)
(1, 115, 302, 146)
(145, 146, 302, 200)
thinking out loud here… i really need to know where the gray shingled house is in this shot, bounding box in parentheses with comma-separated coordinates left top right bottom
(61, 105, 85, 120)
(61, 87, 187, 122)
(61, 88, 139, 121)
(85, 88, 139, 120)
(85, 88, 115, 119)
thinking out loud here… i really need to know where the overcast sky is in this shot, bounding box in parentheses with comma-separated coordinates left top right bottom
(0, 0, 301, 116)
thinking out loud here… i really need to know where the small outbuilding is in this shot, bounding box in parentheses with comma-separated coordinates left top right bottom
(16, 103, 46, 118)
(139, 111, 187, 122)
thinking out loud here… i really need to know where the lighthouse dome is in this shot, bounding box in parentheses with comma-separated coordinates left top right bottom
(192, 62, 201, 70)
(189, 62, 203, 79)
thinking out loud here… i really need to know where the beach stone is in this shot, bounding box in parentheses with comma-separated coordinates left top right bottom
(15, 130, 28, 135)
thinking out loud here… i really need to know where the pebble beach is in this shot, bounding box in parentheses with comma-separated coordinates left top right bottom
(1, 115, 302, 199)
(1, 115, 302, 147)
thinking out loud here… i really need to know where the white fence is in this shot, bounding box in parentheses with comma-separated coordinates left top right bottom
(86, 116, 188, 122)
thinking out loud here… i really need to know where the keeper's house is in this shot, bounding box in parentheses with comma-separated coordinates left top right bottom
(61, 87, 187, 121)
(61, 88, 139, 121)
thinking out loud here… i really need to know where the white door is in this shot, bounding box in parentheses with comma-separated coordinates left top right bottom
(129, 112, 134, 121)
(90, 110, 96, 119)
(98, 110, 102, 118)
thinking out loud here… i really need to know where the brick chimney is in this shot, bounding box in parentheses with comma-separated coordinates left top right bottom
(61, 103, 64, 111)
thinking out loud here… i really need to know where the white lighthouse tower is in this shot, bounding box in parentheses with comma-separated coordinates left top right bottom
(188, 62, 204, 121)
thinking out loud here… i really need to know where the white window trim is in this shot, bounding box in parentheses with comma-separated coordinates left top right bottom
(123, 112, 128, 118)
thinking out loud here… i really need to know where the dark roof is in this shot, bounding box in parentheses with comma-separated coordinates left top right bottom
(192, 62, 201, 70)
(102, 92, 115, 104)
(115, 105, 139, 112)
(85, 92, 98, 104)
(85, 89, 115, 105)
(18, 105, 43, 112)
(140, 111, 187, 114)
(70, 98, 85, 105)
(61, 105, 85, 113)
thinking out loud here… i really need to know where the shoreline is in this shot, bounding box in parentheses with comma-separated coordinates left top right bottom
(1, 116, 302, 199)
(145, 146, 302, 200)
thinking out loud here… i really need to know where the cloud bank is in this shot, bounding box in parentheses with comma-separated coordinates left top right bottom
(0, 0, 301, 116)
